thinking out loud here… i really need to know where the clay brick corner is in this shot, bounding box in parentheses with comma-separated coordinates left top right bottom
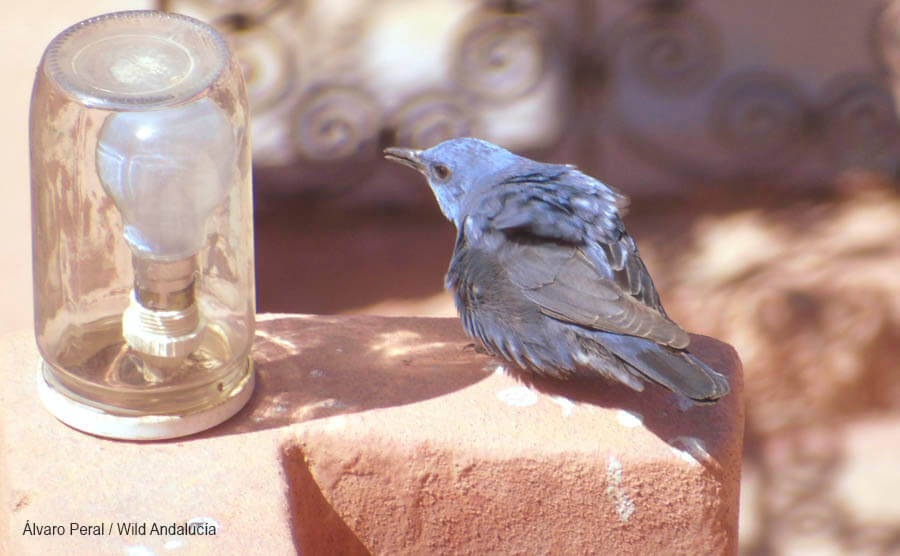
(265, 315, 745, 555)
(1, 314, 743, 555)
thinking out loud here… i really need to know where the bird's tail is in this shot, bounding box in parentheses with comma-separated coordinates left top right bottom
(591, 331, 730, 403)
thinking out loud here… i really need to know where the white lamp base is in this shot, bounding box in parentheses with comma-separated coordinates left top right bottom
(37, 359, 255, 440)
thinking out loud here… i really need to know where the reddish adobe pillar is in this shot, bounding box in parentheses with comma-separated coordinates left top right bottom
(1, 314, 742, 555)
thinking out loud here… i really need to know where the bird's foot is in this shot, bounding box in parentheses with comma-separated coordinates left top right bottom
(462, 342, 489, 355)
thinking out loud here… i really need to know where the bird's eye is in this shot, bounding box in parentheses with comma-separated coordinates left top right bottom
(433, 164, 451, 181)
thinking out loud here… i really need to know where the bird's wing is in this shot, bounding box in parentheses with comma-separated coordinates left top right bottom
(470, 170, 690, 349)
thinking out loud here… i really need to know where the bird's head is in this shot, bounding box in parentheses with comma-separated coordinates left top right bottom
(385, 138, 523, 227)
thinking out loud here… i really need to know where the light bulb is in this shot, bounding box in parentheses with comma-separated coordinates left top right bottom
(96, 98, 236, 369)
(96, 98, 236, 260)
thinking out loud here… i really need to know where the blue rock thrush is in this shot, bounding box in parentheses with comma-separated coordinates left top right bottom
(385, 138, 729, 403)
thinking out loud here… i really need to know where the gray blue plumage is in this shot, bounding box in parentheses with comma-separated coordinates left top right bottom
(385, 138, 729, 402)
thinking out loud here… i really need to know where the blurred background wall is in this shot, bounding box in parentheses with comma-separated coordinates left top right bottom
(6, 0, 900, 554)
(163, 0, 900, 197)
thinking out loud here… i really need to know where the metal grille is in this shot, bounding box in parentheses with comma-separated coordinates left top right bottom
(160, 0, 900, 197)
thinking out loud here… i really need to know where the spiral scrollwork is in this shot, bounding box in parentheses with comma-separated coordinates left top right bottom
(821, 74, 900, 167)
(231, 24, 295, 113)
(388, 91, 475, 149)
(291, 86, 380, 161)
(711, 71, 811, 168)
(612, 5, 720, 96)
(452, 13, 548, 103)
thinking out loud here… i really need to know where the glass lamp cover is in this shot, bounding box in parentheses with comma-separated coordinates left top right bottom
(30, 11, 255, 439)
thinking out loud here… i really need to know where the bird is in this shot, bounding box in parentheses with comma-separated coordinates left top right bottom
(384, 138, 729, 403)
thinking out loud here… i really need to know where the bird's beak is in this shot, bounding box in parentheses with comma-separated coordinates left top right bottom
(384, 147, 425, 173)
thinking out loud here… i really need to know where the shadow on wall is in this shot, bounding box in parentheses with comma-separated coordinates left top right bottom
(193, 314, 491, 437)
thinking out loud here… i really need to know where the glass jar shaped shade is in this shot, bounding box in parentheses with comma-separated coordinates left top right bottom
(30, 11, 255, 439)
